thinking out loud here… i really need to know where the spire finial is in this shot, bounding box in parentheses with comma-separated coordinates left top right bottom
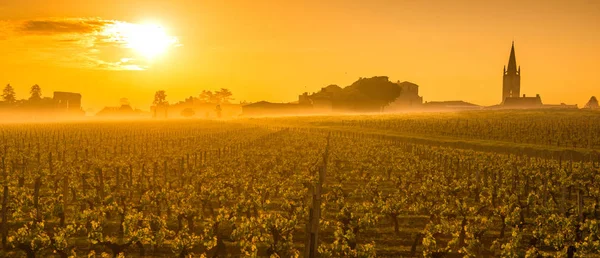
(507, 41, 517, 73)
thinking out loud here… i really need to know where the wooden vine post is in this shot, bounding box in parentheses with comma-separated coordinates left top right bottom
(305, 133, 330, 258)
(1, 157, 8, 248)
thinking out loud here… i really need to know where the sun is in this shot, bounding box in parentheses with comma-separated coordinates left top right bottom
(107, 22, 178, 59)
(126, 23, 177, 59)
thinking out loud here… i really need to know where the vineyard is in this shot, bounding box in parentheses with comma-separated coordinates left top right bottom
(0, 111, 599, 257)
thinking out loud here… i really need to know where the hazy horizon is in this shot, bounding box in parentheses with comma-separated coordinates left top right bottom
(1, 2, 600, 254)
(1, 0, 599, 111)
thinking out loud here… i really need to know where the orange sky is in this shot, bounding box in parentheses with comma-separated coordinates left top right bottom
(1, 0, 599, 111)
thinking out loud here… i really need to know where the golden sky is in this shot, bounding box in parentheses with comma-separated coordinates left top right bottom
(1, 0, 599, 111)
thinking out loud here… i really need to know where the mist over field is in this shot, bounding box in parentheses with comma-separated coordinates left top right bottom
(0, 110, 598, 257)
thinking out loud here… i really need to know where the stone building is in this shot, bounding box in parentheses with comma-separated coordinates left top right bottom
(502, 94, 543, 108)
(53, 91, 82, 111)
(386, 81, 423, 110)
(500, 42, 544, 107)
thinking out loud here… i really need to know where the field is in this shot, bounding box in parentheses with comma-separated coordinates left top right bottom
(0, 109, 599, 257)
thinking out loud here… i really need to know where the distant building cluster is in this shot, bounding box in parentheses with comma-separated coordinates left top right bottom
(3, 41, 595, 120)
(242, 76, 414, 116)
(241, 41, 592, 116)
(0, 85, 85, 120)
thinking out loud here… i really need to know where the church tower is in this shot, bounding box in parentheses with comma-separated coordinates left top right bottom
(502, 42, 521, 102)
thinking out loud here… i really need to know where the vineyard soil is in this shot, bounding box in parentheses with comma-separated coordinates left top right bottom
(0, 110, 599, 257)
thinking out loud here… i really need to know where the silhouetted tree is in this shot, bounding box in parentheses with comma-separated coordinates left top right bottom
(198, 89, 234, 104)
(153, 90, 167, 106)
(333, 76, 402, 111)
(346, 77, 401, 104)
(198, 90, 215, 104)
(584, 96, 599, 109)
(153, 90, 168, 118)
(2, 84, 16, 103)
(29, 84, 42, 101)
(215, 88, 233, 104)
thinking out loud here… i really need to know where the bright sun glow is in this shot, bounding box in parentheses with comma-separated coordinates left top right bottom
(104, 22, 178, 59)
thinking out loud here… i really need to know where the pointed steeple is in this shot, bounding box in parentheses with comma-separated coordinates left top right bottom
(502, 41, 521, 103)
(507, 41, 517, 74)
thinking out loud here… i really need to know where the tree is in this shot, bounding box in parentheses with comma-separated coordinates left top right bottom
(335, 76, 402, 111)
(153, 90, 167, 106)
(584, 96, 599, 109)
(29, 84, 42, 101)
(2, 84, 16, 103)
(198, 89, 234, 104)
(153, 90, 168, 118)
(198, 90, 215, 104)
(215, 88, 233, 104)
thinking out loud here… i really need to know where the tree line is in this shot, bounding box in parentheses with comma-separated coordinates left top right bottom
(152, 88, 235, 118)
(153, 88, 234, 106)
(1, 84, 43, 104)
